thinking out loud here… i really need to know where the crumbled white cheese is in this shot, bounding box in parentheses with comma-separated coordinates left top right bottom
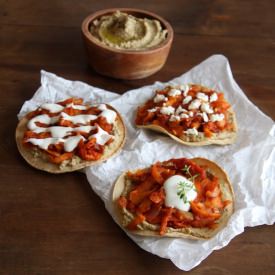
(148, 108, 158, 113)
(188, 111, 194, 117)
(168, 88, 182, 97)
(183, 96, 192, 105)
(198, 112, 209, 122)
(175, 106, 188, 115)
(180, 113, 189, 119)
(169, 115, 180, 122)
(184, 128, 199, 135)
(201, 102, 214, 114)
(154, 94, 168, 103)
(179, 84, 190, 96)
(160, 106, 175, 115)
(188, 99, 201, 110)
(210, 113, 225, 122)
(202, 112, 209, 122)
(210, 93, 218, 102)
(196, 92, 209, 102)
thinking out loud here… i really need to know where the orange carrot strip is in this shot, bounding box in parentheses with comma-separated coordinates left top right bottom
(205, 196, 224, 209)
(191, 217, 217, 228)
(58, 97, 83, 106)
(23, 131, 51, 141)
(26, 109, 42, 119)
(58, 119, 74, 127)
(190, 202, 221, 219)
(149, 188, 165, 204)
(96, 116, 113, 133)
(62, 107, 83, 116)
(77, 139, 103, 161)
(137, 198, 152, 213)
(151, 163, 164, 184)
(160, 207, 173, 235)
(203, 125, 213, 138)
(174, 210, 194, 222)
(144, 203, 162, 223)
(117, 196, 127, 208)
(129, 189, 152, 205)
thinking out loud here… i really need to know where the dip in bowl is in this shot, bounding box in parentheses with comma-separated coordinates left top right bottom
(81, 8, 174, 79)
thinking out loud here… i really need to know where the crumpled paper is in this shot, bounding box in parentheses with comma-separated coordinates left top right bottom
(18, 55, 275, 271)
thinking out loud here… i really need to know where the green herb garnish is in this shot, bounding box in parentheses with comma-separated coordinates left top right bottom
(177, 180, 196, 203)
(182, 164, 199, 182)
(177, 165, 199, 202)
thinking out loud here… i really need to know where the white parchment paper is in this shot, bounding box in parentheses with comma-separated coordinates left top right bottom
(18, 55, 275, 271)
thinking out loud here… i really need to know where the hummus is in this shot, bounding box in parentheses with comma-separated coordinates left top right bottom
(90, 11, 168, 50)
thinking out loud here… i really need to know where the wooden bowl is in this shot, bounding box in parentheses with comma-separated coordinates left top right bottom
(81, 8, 174, 80)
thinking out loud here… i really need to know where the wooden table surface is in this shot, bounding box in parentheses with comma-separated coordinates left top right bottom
(1, 0, 274, 274)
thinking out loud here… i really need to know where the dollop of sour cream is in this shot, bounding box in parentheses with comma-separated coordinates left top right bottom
(163, 175, 197, 211)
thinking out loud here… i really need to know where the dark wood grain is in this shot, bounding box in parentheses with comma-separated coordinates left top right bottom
(0, 0, 274, 274)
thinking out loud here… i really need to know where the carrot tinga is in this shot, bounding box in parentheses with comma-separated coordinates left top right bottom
(135, 84, 237, 145)
(115, 158, 234, 238)
(16, 97, 126, 173)
(22, 98, 117, 163)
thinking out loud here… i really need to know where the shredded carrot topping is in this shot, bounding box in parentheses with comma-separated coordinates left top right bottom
(118, 158, 231, 235)
(22, 98, 116, 164)
(135, 85, 234, 138)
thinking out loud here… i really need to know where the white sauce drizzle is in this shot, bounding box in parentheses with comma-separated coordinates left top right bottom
(27, 137, 61, 150)
(26, 103, 116, 152)
(64, 136, 85, 152)
(61, 112, 97, 124)
(67, 103, 88, 110)
(90, 125, 113, 145)
(32, 125, 96, 138)
(99, 109, 117, 124)
(28, 115, 59, 131)
(97, 104, 107, 111)
(41, 103, 64, 113)
(27, 136, 85, 152)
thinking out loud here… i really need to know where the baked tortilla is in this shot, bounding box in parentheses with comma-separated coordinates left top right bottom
(16, 104, 126, 173)
(113, 158, 234, 239)
(136, 84, 237, 146)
